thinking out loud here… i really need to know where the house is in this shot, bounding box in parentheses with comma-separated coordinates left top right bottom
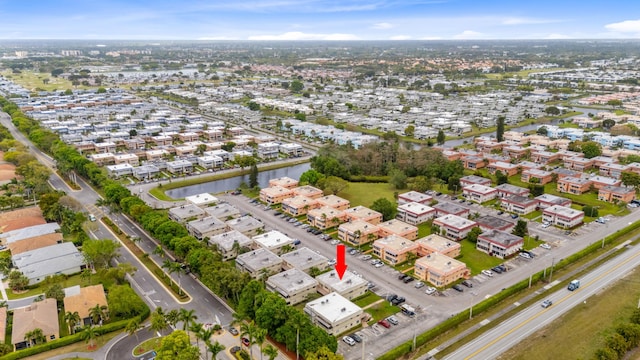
(432, 215, 478, 241)
(535, 194, 572, 209)
(543, 205, 585, 228)
(460, 175, 492, 188)
(557, 177, 592, 194)
(6, 233, 63, 255)
(304, 292, 363, 335)
(553, 168, 582, 180)
(186, 216, 228, 240)
(521, 168, 553, 185)
(11, 298, 59, 350)
(89, 153, 114, 166)
(397, 191, 433, 206)
(414, 253, 470, 287)
(168, 204, 206, 224)
(564, 157, 594, 171)
(281, 196, 319, 216)
(377, 219, 418, 240)
(486, 161, 519, 177)
(495, 184, 530, 198)
(279, 143, 304, 157)
(307, 206, 346, 230)
(475, 215, 516, 233)
(315, 195, 351, 211)
(432, 202, 470, 218)
(292, 185, 324, 199)
(316, 270, 368, 300)
(197, 155, 224, 169)
(343, 206, 383, 224)
(259, 186, 294, 205)
(1, 223, 60, 245)
(235, 248, 283, 279)
(462, 156, 486, 170)
(106, 163, 134, 178)
(226, 215, 265, 237)
(280, 247, 329, 274)
(476, 230, 523, 259)
(203, 203, 241, 220)
(185, 193, 218, 207)
(598, 185, 636, 204)
(63, 284, 108, 328)
(132, 164, 160, 180)
(462, 184, 498, 203)
(372, 235, 419, 265)
(266, 269, 318, 305)
(530, 150, 561, 164)
(500, 195, 538, 215)
(207, 230, 253, 260)
(252, 230, 294, 255)
(12, 243, 86, 285)
(145, 149, 169, 161)
(258, 142, 280, 159)
(503, 146, 529, 159)
(338, 220, 379, 245)
(396, 202, 436, 225)
(415, 234, 461, 258)
(599, 163, 629, 179)
(166, 160, 193, 174)
(589, 175, 622, 189)
(268, 177, 299, 189)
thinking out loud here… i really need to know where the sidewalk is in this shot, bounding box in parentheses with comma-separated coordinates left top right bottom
(46, 332, 128, 360)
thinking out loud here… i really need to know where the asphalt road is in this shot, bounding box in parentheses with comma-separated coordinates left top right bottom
(444, 241, 640, 360)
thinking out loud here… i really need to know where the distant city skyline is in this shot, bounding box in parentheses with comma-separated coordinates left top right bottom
(1, 0, 640, 41)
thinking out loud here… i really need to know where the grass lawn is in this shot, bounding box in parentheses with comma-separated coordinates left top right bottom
(6, 273, 90, 300)
(366, 301, 399, 323)
(417, 222, 433, 238)
(21, 330, 121, 360)
(353, 292, 381, 308)
(1, 71, 85, 92)
(133, 337, 163, 356)
(457, 239, 504, 275)
(337, 182, 396, 208)
(498, 261, 640, 360)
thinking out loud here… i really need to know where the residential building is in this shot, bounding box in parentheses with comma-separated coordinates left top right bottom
(476, 230, 523, 259)
(598, 185, 636, 204)
(487, 161, 519, 176)
(292, 185, 324, 199)
(338, 220, 379, 245)
(268, 177, 299, 189)
(459, 175, 492, 188)
(185, 193, 218, 207)
(377, 219, 418, 240)
(281, 195, 319, 216)
(315, 195, 351, 211)
(462, 184, 498, 203)
(304, 292, 363, 336)
(564, 157, 594, 171)
(89, 153, 114, 166)
(316, 270, 368, 300)
(252, 230, 294, 255)
(543, 205, 585, 228)
(397, 191, 433, 206)
(166, 159, 193, 174)
(475, 215, 516, 233)
(259, 186, 294, 205)
(132, 164, 160, 180)
(372, 235, 419, 265)
(266, 269, 318, 305)
(500, 195, 538, 215)
(63, 285, 108, 328)
(462, 156, 486, 170)
(208, 230, 253, 260)
(168, 204, 206, 224)
(186, 216, 228, 240)
(557, 177, 592, 194)
(12, 243, 86, 285)
(197, 155, 224, 169)
(307, 206, 346, 230)
(414, 253, 470, 287)
(7, 233, 62, 255)
(432, 203, 470, 218)
(432, 215, 477, 241)
(279, 143, 304, 156)
(396, 202, 436, 225)
(415, 234, 461, 258)
(599, 163, 629, 179)
(495, 184, 530, 198)
(203, 203, 241, 220)
(281, 247, 329, 274)
(106, 163, 134, 178)
(235, 248, 283, 279)
(344, 206, 383, 224)
(535, 194, 572, 209)
(589, 175, 622, 189)
(226, 215, 265, 237)
(12, 298, 59, 350)
(521, 168, 553, 185)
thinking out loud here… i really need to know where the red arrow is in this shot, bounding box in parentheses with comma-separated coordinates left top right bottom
(335, 244, 348, 280)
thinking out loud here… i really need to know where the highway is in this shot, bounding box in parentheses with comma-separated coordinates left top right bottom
(444, 242, 640, 360)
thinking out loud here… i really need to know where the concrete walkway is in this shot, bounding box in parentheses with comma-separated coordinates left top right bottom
(0, 279, 8, 302)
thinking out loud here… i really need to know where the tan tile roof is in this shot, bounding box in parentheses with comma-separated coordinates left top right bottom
(7, 233, 63, 255)
(0, 307, 6, 342)
(63, 285, 108, 320)
(0, 207, 46, 233)
(11, 298, 59, 345)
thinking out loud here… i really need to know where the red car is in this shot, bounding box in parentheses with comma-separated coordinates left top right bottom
(241, 337, 250, 346)
(377, 319, 391, 328)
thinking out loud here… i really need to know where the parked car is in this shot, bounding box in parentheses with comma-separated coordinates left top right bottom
(377, 319, 392, 328)
(540, 243, 552, 250)
(482, 269, 494, 277)
(230, 346, 241, 354)
(241, 337, 250, 346)
(496, 264, 507, 272)
(231, 190, 241, 195)
(491, 266, 503, 274)
(519, 252, 532, 259)
(452, 284, 464, 292)
(229, 327, 239, 336)
(403, 276, 415, 284)
(343, 336, 356, 346)
(461, 280, 473, 288)
(273, 211, 282, 216)
(328, 259, 337, 266)
(386, 294, 397, 302)
(349, 333, 362, 343)
(414, 281, 425, 289)
(425, 286, 437, 295)
(330, 239, 340, 245)
(375, 262, 384, 268)
(362, 254, 372, 261)
(387, 316, 399, 325)
(497, 211, 504, 215)
(391, 296, 406, 305)
(398, 274, 408, 281)
(541, 299, 553, 308)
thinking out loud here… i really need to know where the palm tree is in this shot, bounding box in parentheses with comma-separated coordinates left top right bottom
(81, 325, 99, 349)
(150, 307, 168, 335)
(207, 340, 225, 360)
(289, 311, 306, 360)
(254, 327, 268, 360)
(263, 344, 278, 360)
(64, 311, 81, 334)
(89, 304, 107, 325)
(179, 308, 198, 334)
(190, 322, 204, 345)
(240, 321, 259, 360)
(24, 328, 45, 347)
(80, 268, 93, 285)
(165, 309, 180, 328)
(198, 327, 214, 349)
(125, 318, 141, 342)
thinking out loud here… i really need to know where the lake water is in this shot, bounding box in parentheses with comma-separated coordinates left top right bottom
(166, 163, 311, 199)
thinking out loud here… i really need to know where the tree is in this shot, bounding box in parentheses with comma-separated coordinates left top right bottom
(536, 126, 548, 136)
(166, 309, 181, 328)
(89, 303, 108, 325)
(404, 125, 415, 137)
(65, 311, 81, 334)
(603, 119, 616, 129)
(150, 307, 169, 335)
(583, 205, 599, 218)
(107, 285, 147, 318)
(496, 116, 505, 142)
(190, 322, 205, 345)
(389, 168, 407, 189)
(125, 318, 141, 342)
(45, 284, 65, 304)
(290, 80, 304, 93)
(495, 170, 508, 185)
(437, 130, 445, 145)
(25, 328, 46, 347)
(221, 141, 236, 152)
(409, 176, 432, 193)
(581, 141, 602, 159)
(82, 238, 121, 269)
(179, 308, 198, 333)
(207, 340, 226, 360)
(156, 330, 200, 360)
(529, 184, 545, 197)
(240, 321, 260, 360)
(616, 323, 640, 348)
(198, 327, 214, 350)
(322, 176, 348, 195)
(512, 220, 528, 237)
(249, 164, 259, 188)
(605, 332, 629, 358)
(263, 344, 279, 360)
(544, 106, 560, 115)
(466, 227, 482, 243)
(299, 169, 324, 186)
(247, 102, 260, 111)
(606, 99, 623, 108)
(304, 346, 344, 360)
(621, 171, 640, 190)
(81, 325, 99, 349)
(255, 327, 268, 360)
(8, 270, 29, 292)
(97, 87, 107, 94)
(370, 198, 397, 221)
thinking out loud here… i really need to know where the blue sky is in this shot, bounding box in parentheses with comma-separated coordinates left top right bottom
(1, 0, 640, 40)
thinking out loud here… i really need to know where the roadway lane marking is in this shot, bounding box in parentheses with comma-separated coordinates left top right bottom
(463, 248, 640, 360)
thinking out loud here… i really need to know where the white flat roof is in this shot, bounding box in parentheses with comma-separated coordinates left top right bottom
(252, 230, 293, 249)
(305, 292, 362, 323)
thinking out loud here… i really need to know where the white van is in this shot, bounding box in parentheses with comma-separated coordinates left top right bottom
(89, 214, 97, 222)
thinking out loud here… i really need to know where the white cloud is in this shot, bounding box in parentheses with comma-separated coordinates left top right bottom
(372, 22, 393, 30)
(389, 35, 411, 40)
(545, 33, 571, 39)
(605, 19, 640, 33)
(419, 36, 443, 40)
(247, 31, 359, 40)
(198, 36, 240, 40)
(453, 30, 482, 39)
(501, 17, 560, 25)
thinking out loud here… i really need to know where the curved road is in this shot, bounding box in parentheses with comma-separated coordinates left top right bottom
(445, 241, 640, 360)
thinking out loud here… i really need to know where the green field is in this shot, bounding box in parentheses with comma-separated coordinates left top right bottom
(457, 239, 504, 275)
(1, 70, 82, 92)
(337, 182, 396, 208)
(498, 262, 640, 360)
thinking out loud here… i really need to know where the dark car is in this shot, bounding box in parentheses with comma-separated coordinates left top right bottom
(273, 211, 282, 216)
(403, 276, 415, 284)
(229, 327, 239, 336)
(349, 333, 362, 343)
(496, 264, 507, 272)
(461, 280, 473, 288)
(497, 211, 504, 215)
(491, 266, 503, 274)
(398, 274, 408, 281)
(391, 296, 406, 305)
(230, 346, 241, 354)
(231, 190, 241, 195)
(452, 284, 464, 292)
(377, 319, 391, 328)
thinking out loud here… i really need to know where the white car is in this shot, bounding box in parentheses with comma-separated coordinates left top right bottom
(328, 259, 337, 266)
(482, 270, 494, 277)
(361, 254, 372, 261)
(425, 286, 437, 295)
(414, 281, 425, 289)
(374, 262, 384, 268)
(342, 336, 356, 346)
(330, 239, 340, 245)
(540, 243, 552, 250)
(519, 252, 533, 259)
(542, 223, 550, 228)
